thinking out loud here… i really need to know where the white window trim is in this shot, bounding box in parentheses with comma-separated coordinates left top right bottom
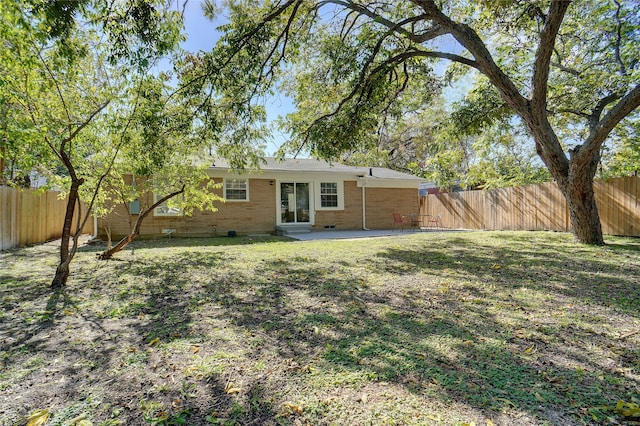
(224, 178, 249, 202)
(153, 193, 183, 217)
(314, 180, 344, 211)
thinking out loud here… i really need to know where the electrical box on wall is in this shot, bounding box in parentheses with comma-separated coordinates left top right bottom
(129, 200, 140, 214)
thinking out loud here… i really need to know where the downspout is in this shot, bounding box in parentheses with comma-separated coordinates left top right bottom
(361, 185, 370, 231)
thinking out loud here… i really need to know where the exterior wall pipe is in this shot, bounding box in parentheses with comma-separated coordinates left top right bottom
(362, 185, 370, 231)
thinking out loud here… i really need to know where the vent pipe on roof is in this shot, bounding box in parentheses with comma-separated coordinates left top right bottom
(369, 168, 373, 176)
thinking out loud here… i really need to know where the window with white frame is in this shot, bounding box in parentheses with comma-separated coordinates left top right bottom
(153, 193, 183, 216)
(320, 182, 339, 208)
(316, 181, 343, 210)
(225, 178, 248, 201)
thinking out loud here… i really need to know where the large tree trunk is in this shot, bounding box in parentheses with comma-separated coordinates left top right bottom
(525, 122, 605, 245)
(51, 178, 83, 288)
(560, 173, 604, 245)
(547, 144, 605, 245)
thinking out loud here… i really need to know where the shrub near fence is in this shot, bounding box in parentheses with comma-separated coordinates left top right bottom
(0, 186, 94, 250)
(420, 176, 640, 237)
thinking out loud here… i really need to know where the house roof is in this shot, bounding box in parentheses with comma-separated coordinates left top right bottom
(209, 157, 424, 181)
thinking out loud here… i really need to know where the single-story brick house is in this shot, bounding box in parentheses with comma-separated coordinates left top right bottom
(98, 157, 425, 238)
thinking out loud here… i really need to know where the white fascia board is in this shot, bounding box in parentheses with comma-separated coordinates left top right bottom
(357, 178, 423, 189)
(207, 167, 361, 182)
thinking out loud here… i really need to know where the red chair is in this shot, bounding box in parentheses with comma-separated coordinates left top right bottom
(392, 212, 414, 231)
(426, 213, 443, 229)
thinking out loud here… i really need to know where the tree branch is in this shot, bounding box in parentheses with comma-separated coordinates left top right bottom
(319, 1, 447, 43)
(589, 92, 621, 130)
(577, 83, 640, 167)
(61, 100, 111, 146)
(550, 60, 580, 76)
(612, 0, 627, 76)
(98, 184, 186, 259)
(410, 0, 529, 114)
(530, 1, 571, 116)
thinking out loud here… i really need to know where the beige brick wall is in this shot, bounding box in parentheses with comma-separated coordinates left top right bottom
(313, 183, 419, 230)
(98, 177, 419, 238)
(99, 177, 277, 239)
(364, 187, 420, 229)
(313, 181, 363, 230)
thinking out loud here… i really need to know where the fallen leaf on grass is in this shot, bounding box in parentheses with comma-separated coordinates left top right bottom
(496, 397, 516, 407)
(283, 402, 303, 415)
(224, 383, 241, 394)
(486, 420, 495, 426)
(148, 338, 161, 346)
(616, 400, 640, 418)
(535, 392, 546, 402)
(68, 413, 92, 426)
(192, 346, 200, 354)
(26, 410, 50, 426)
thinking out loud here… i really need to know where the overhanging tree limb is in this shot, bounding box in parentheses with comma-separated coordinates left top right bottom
(319, 0, 446, 43)
(531, 1, 570, 117)
(410, 0, 529, 114)
(577, 83, 640, 169)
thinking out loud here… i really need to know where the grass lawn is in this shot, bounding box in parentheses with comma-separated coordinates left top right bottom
(1, 231, 639, 425)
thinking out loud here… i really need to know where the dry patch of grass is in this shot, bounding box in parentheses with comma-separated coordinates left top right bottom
(1, 231, 639, 425)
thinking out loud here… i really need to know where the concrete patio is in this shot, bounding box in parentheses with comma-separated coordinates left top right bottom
(288, 228, 463, 241)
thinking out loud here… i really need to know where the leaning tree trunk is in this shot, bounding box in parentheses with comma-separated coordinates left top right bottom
(98, 185, 185, 260)
(51, 177, 84, 288)
(97, 215, 144, 260)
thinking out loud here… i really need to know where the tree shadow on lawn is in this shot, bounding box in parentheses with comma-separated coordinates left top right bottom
(366, 235, 639, 413)
(191, 245, 639, 424)
(86, 239, 639, 424)
(2, 235, 639, 425)
(76, 235, 292, 254)
(374, 234, 640, 314)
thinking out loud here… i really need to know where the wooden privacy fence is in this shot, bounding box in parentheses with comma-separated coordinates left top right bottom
(420, 176, 639, 237)
(0, 186, 94, 250)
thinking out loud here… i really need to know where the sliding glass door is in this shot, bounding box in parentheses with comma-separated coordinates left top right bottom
(280, 182, 310, 223)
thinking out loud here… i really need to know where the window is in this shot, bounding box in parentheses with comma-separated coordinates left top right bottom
(320, 182, 338, 208)
(153, 193, 183, 216)
(315, 181, 343, 210)
(225, 178, 248, 201)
